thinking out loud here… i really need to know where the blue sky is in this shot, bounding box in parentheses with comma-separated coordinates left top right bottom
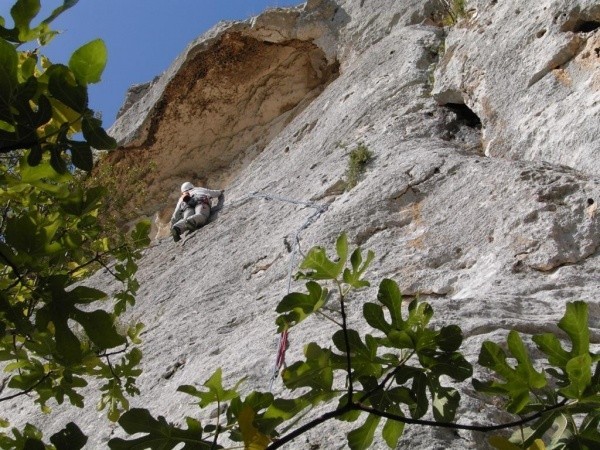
(2, 0, 301, 126)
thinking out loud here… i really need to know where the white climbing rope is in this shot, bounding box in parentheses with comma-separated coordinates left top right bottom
(243, 193, 327, 390)
(178, 189, 328, 389)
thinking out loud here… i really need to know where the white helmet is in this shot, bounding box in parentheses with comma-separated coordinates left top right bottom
(181, 182, 194, 192)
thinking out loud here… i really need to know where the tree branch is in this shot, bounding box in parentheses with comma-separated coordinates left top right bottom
(0, 247, 27, 290)
(97, 343, 129, 358)
(0, 372, 52, 402)
(355, 398, 569, 432)
(66, 243, 129, 278)
(358, 351, 415, 404)
(267, 404, 352, 450)
(337, 280, 354, 399)
(268, 397, 568, 448)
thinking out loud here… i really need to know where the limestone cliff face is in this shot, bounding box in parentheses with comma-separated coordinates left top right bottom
(14, 0, 600, 448)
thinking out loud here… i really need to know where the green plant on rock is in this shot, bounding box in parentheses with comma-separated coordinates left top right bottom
(82, 157, 157, 243)
(110, 233, 599, 449)
(439, 0, 468, 26)
(345, 143, 373, 190)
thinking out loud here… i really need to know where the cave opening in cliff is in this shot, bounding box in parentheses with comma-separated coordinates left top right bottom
(572, 20, 600, 33)
(438, 101, 483, 153)
(560, 12, 600, 33)
(444, 103, 482, 129)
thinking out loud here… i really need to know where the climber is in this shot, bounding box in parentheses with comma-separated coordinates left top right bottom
(170, 182, 224, 242)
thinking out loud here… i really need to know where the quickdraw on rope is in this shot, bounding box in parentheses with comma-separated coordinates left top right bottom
(242, 193, 327, 390)
(193, 189, 327, 389)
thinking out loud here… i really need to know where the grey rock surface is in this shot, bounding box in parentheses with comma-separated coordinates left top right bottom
(7, 0, 600, 448)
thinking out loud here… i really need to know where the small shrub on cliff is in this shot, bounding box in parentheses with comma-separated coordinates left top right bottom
(345, 143, 373, 190)
(82, 156, 156, 242)
(439, 0, 468, 26)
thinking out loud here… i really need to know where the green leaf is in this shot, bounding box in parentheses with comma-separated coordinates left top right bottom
(0, 38, 19, 105)
(428, 352, 473, 381)
(50, 422, 87, 450)
(36, 279, 127, 363)
(81, 115, 117, 149)
(109, 408, 215, 449)
(560, 354, 592, 399)
(406, 300, 433, 328)
(335, 331, 383, 378)
(40, 0, 80, 27)
(20, 155, 70, 183)
(69, 140, 93, 171)
(33, 94, 52, 127)
(4, 214, 37, 255)
(69, 39, 107, 85)
(238, 405, 271, 450)
(430, 383, 460, 422)
(11, 0, 40, 41)
(382, 414, 404, 448)
(558, 301, 589, 357)
(437, 325, 463, 353)
(282, 343, 333, 392)
(15, 75, 36, 107)
(474, 329, 550, 414)
(579, 411, 600, 445)
(264, 397, 310, 422)
(532, 333, 571, 368)
(343, 247, 374, 288)
(506, 330, 546, 390)
(410, 372, 428, 419)
(347, 414, 380, 450)
(177, 368, 242, 408)
(72, 309, 126, 349)
(363, 302, 391, 334)
(131, 219, 151, 248)
(275, 281, 328, 332)
(520, 411, 563, 449)
(298, 233, 348, 280)
(377, 279, 403, 329)
(47, 64, 88, 113)
(49, 144, 68, 174)
(387, 330, 415, 349)
(68, 286, 106, 303)
(23, 439, 45, 450)
(52, 311, 83, 363)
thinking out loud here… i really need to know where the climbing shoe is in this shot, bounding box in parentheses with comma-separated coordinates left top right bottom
(171, 227, 181, 242)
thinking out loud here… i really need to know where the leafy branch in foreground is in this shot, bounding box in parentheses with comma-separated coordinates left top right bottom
(1, 1, 151, 448)
(110, 233, 599, 449)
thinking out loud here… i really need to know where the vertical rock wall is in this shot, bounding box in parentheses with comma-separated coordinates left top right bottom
(9, 1, 600, 448)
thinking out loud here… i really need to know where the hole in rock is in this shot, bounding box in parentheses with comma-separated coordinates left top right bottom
(560, 11, 600, 33)
(444, 103, 482, 129)
(437, 101, 483, 153)
(587, 198, 594, 206)
(572, 20, 600, 33)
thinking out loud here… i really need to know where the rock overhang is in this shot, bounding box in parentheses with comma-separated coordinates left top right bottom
(102, 7, 341, 236)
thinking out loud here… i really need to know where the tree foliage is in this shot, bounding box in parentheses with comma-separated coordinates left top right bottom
(1, 2, 598, 450)
(111, 233, 600, 450)
(0, 1, 149, 447)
